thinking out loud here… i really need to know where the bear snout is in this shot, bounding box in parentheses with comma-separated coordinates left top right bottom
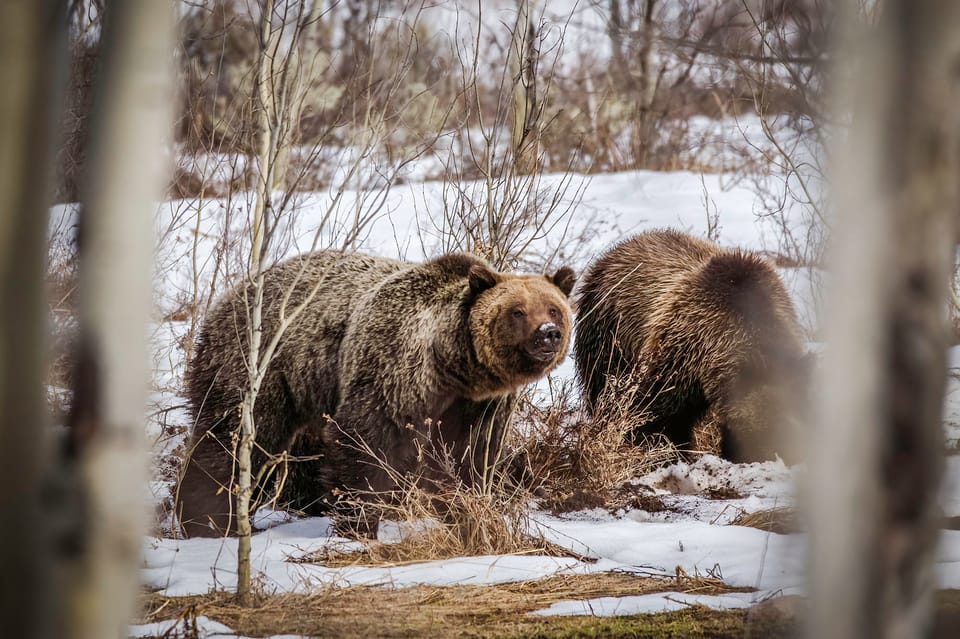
(536, 322, 562, 348)
(523, 322, 563, 363)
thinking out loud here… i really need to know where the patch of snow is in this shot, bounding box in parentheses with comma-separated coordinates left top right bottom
(532, 516, 805, 592)
(143, 522, 590, 596)
(129, 615, 310, 639)
(531, 589, 787, 617)
(626, 455, 798, 525)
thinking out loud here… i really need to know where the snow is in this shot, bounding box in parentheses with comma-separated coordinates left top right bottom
(144, 164, 822, 371)
(629, 455, 797, 524)
(129, 615, 310, 639)
(531, 590, 768, 616)
(144, 517, 590, 596)
(139, 458, 960, 612)
(114, 158, 960, 634)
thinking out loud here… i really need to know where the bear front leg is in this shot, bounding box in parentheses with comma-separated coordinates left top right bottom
(323, 441, 390, 539)
(330, 457, 398, 540)
(177, 430, 238, 537)
(325, 409, 419, 539)
(456, 396, 518, 491)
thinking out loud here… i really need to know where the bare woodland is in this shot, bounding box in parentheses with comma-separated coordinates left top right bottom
(1, 0, 959, 637)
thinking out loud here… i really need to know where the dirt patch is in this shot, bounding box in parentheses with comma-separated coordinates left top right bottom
(706, 486, 745, 500)
(612, 483, 670, 514)
(541, 488, 608, 514)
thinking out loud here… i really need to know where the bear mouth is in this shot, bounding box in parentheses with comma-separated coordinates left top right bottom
(524, 345, 559, 365)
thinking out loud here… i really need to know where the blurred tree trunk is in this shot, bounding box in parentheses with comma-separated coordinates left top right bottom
(809, 1, 960, 638)
(64, 1, 174, 638)
(0, 1, 67, 637)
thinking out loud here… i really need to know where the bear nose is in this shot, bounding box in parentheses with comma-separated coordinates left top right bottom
(536, 322, 562, 348)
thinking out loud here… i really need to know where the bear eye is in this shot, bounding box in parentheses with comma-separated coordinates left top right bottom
(512, 308, 526, 319)
(549, 307, 560, 320)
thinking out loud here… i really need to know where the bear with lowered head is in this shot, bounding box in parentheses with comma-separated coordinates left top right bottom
(574, 229, 809, 463)
(177, 250, 575, 538)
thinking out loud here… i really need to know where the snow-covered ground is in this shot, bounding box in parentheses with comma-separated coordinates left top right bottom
(123, 165, 960, 637)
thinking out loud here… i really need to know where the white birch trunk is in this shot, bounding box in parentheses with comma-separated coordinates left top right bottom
(66, 2, 174, 637)
(237, 0, 276, 601)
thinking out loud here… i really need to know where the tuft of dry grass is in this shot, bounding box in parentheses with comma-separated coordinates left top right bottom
(514, 380, 679, 514)
(299, 533, 593, 569)
(730, 507, 803, 535)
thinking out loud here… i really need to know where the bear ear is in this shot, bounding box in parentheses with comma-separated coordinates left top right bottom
(549, 266, 576, 297)
(468, 264, 499, 295)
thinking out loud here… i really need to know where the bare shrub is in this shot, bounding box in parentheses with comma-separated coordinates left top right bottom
(307, 426, 578, 563)
(514, 380, 679, 513)
(414, 4, 598, 273)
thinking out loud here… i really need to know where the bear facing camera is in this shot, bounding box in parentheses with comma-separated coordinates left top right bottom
(176, 249, 575, 538)
(574, 229, 809, 463)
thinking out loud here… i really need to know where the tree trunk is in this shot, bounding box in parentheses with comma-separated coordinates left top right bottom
(808, 2, 960, 638)
(0, 2, 67, 637)
(509, 0, 539, 176)
(64, 2, 174, 638)
(237, 0, 279, 603)
(634, 0, 658, 167)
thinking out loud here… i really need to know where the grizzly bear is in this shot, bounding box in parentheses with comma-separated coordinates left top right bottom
(176, 250, 575, 538)
(573, 229, 808, 462)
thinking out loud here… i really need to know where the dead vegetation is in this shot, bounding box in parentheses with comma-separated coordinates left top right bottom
(297, 419, 604, 566)
(256, 378, 686, 568)
(298, 483, 591, 568)
(731, 507, 802, 535)
(137, 572, 757, 639)
(515, 380, 681, 515)
(52, 1, 835, 206)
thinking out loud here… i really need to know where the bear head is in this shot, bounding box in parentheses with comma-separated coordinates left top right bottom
(725, 345, 813, 463)
(467, 264, 576, 392)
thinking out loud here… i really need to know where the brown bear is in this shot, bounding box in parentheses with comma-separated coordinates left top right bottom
(573, 229, 808, 462)
(176, 250, 575, 538)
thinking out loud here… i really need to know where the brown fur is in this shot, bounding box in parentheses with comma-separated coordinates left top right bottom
(176, 250, 574, 537)
(573, 229, 808, 462)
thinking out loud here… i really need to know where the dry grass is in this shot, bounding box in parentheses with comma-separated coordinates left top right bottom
(515, 380, 679, 514)
(730, 507, 803, 535)
(296, 380, 678, 568)
(321, 429, 588, 565)
(137, 572, 755, 639)
(299, 534, 592, 569)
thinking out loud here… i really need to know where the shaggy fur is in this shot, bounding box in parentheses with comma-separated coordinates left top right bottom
(573, 229, 808, 462)
(177, 250, 574, 538)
